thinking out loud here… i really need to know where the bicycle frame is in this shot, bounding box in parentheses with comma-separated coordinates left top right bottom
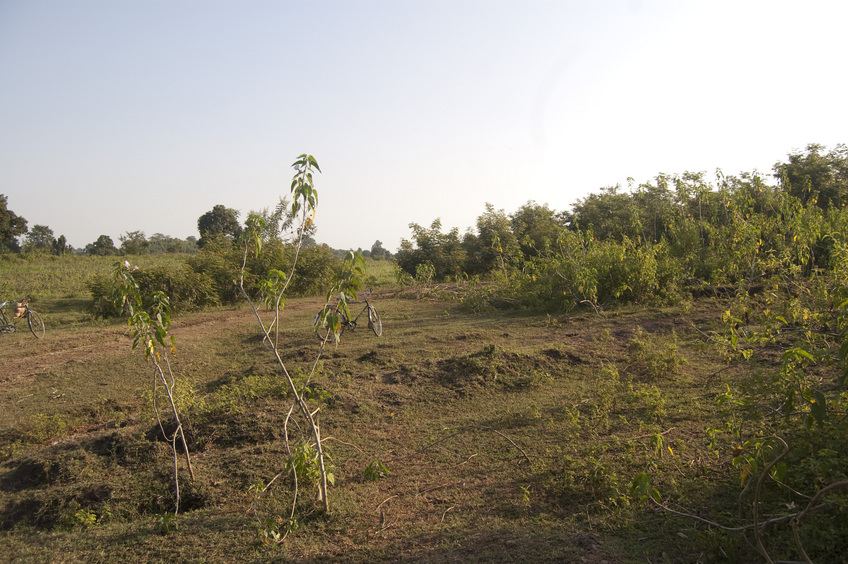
(314, 293, 382, 342)
(0, 300, 23, 330)
(346, 299, 375, 331)
(0, 297, 45, 338)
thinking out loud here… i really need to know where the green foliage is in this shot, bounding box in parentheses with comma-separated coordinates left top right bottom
(510, 200, 563, 257)
(314, 251, 367, 345)
(396, 219, 466, 281)
(287, 244, 340, 296)
(364, 460, 389, 482)
(630, 472, 661, 503)
(59, 502, 99, 529)
(85, 235, 118, 256)
(147, 233, 198, 254)
(286, 442, 335, 497)
(186, 238, 243, 304)
(370, 240, 388, 260)
(197, 205, 242, 248)
(625, 327, 686, 380)
(625, 383, 667, 423)
(593, 362, 621, 412)
(110, 259, 194, 515)
(22, 224, 55, 254)
(462, 203, 521, 276)
(89, 263, 219, 317)
(0, 194, 27, 253)
(119, 230, 150, 255)
(774, 142, 848, 209)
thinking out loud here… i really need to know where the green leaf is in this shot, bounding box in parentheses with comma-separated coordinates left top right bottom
(810, 391, 827, 425)
(308, 155, 320, 171)
(771, 461, 787, 483)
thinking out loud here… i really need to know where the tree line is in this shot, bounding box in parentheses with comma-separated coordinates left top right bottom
(0, 198, 200, 257)
(395, 143, 848, 308)
(1, 196, 390, 261)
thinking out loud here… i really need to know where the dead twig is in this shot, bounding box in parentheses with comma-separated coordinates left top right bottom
(376, 495, 397, 511)
(419, 480, 464, 494)
(790, 480, 848, 564)
(440, 506, 455, 523)
(323, 436, 365, 455)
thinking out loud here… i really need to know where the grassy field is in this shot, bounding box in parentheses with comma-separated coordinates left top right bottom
(0, 255, 842, 562)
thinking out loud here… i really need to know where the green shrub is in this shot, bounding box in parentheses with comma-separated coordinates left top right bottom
(625, 327, 686, 381)
(186, 239, 242, 304)
(88, 263, 219, 317)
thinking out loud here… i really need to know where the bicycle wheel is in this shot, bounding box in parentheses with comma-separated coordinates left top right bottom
(367, 306, 382, 336)
(316, 309, 347, 342)
(27, 310, 45, 339)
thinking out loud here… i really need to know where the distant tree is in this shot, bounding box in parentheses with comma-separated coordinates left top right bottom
(370, 240, 386, 260)
(629, 177, 680, 244)
(396, 219, 466, 280)
(86, 235, 118, 256)
(197, 205, 242, 247)
(120, 230, 150, 255)
(463, 203, 521, 275)
(22, 224, 55, 253)
(148, 233, 171, 254)
(0, 194, 28, 253)
(774, 143, 848, 209)
(148, 233, 197, 254)
(182, 236, 199, 254)
(510, 201, 563, 257)
(250, 197, 301, 242)
(52, 234, 68, 256)
(570, 186, 637, 241)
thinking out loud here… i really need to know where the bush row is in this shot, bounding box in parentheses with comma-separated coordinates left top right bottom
(88, 239, 339, 317)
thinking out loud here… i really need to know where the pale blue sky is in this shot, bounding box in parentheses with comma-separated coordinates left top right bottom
(1, 1, 846, 252)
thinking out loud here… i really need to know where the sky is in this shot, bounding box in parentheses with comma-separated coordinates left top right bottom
(1, 1, 847, 253)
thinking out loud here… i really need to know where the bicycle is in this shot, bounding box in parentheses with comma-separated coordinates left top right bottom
(314, 291, 382, 343)
(0, 295, 45, 339)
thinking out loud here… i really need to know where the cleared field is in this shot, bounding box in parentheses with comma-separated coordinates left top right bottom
(0, 256, 844, 562)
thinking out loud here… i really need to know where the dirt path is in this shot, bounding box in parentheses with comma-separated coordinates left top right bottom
(0, 298, 328, 384)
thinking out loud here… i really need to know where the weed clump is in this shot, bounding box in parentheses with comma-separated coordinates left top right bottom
(625, 326, 686, 380)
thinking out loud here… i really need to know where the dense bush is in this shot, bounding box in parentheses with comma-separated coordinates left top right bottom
(89, 264, 219, 316)
(395, 220, 466, 280)
(395, 144, 848, 312)
(187, 238, 243, 305)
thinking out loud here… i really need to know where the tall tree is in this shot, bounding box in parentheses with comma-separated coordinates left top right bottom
(0, 194, 28, 253)
(510, 201, 563, 257)
(52, 235, 68, 256)
(463, 203, 521, 275)
(396, 219, 466, 280)
(119, 231, 150, 255)
(22, 224, 55, 253)
(197, 205, 242, 247)
(370, 240, 386, 260)
(86, 235, 118, 256)
(774, 143, 848, 209)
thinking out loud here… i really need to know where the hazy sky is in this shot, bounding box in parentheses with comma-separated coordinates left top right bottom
(1, 1, 846, 252)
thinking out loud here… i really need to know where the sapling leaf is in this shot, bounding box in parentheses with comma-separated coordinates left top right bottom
(810, 391, 827, 425)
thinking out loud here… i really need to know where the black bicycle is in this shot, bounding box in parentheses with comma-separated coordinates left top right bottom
(314, 292, 382, 342)
(0, 296, 45, 339)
